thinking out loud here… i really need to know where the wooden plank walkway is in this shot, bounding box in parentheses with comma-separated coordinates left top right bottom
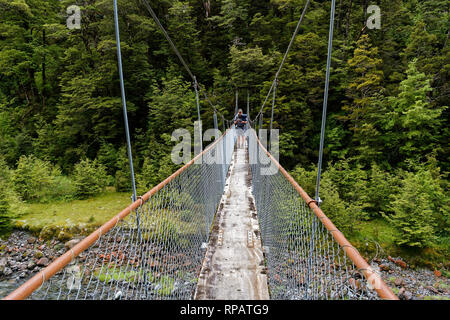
(195, 142, 269, 300)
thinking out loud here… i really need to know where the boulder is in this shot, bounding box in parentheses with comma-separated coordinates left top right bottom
(3, 267, 12, 276)
(379, 264, 390, 272)
(37, 257, 49, 267)
(394, 277, 405, 287)
(404, 291, 413, 300)
(0, 257, 7, 274)
(426, 286, 439, 294)
(65, 239, 81, 250)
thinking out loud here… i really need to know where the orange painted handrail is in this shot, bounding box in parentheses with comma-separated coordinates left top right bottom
(254, 130, 398, 300)
(3, 130, 229, 300)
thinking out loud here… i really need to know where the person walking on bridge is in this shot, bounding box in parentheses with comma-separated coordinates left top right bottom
(233, 109, 248, 148)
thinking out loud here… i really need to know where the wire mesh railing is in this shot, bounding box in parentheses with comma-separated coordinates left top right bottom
(247, 128, 397, 300)
(4, 129, 236, 300)
(4, 126, 397, 300)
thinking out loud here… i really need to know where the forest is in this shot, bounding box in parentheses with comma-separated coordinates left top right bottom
(0, 0, 448, 267)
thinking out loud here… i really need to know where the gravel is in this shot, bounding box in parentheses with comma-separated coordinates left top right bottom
(1, 230, 449, 300)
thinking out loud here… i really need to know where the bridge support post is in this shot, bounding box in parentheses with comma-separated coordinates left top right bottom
(113, 0, 147, 297)
(235, 89, 239, 115)
(269, 79, 277, 152)
(194, 77, 203, 153)
(214, 112, 225, 187)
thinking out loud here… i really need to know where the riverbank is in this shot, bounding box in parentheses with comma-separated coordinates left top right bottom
(1, 230, 448, 300)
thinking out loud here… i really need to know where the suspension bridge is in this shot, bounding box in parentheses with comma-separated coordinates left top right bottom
(2, 0, 398, 300)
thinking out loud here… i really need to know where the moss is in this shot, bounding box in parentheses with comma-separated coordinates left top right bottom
(423, 295, 450, 300)
(57, 230, 72, 241)
(156, 275, 175, 296)
(94, 264, 155, 284)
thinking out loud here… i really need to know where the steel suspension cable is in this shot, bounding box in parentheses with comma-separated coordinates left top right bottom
(254, 0, 311, 121)
(114, 0, 140, 219)
(315, 0, 336, 204)
(139, 0, 223, 117)
(113, 0, 147, 292)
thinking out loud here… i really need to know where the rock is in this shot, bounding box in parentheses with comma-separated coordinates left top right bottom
(3, 267, 12, 276)
(399, 287, 406, 297)
(37, 257, 49, 267)
(27, 237, 35, 244)
(379, 264, 390, 271)
(27, 261, 36, 270)
(404, 291, 413, 300)
(65, 239, 81, 250)
(394, 277, 404, 287)
(0, 258, 6, 274)
(395, 259, 407, 269)
(426, 286, 439, 294)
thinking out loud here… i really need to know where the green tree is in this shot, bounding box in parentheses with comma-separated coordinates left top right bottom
(387, 167, 447, 248)
(73, 159, 107, 199)
(340, 34, 384, 164)
(11, 154, 59, 201)
(384, 59, 446, 164)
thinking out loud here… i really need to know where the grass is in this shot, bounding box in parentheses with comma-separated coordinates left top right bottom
(93, 264, 175, 296)
(94, 264, 155, 283)
(12, 189, 203, 243)
(423, 295, 450, 301)
(13, 190, 132, 238)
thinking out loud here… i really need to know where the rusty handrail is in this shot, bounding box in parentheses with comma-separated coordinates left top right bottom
(3, 130, 229, 300)
(254, 131, 398, 300)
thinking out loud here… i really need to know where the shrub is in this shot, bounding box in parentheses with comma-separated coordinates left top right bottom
(365, 163, 399, 217)
(322, 159, 369, 208)
(11, 155, 58, 201)
(320, 175, 365, 236)
(290, 164, 316, 196)
(290, 162, 367, 235)
(0, 157, 24, 235)
(97, 142, 118, 176)
(114, 147, 132, 192)
(11, 155, 76, 203)
(136, 158, 158, 195)
(73, 159, 107, 199)
(387, 168, 444, 247)
(42, 175, 76, 202)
